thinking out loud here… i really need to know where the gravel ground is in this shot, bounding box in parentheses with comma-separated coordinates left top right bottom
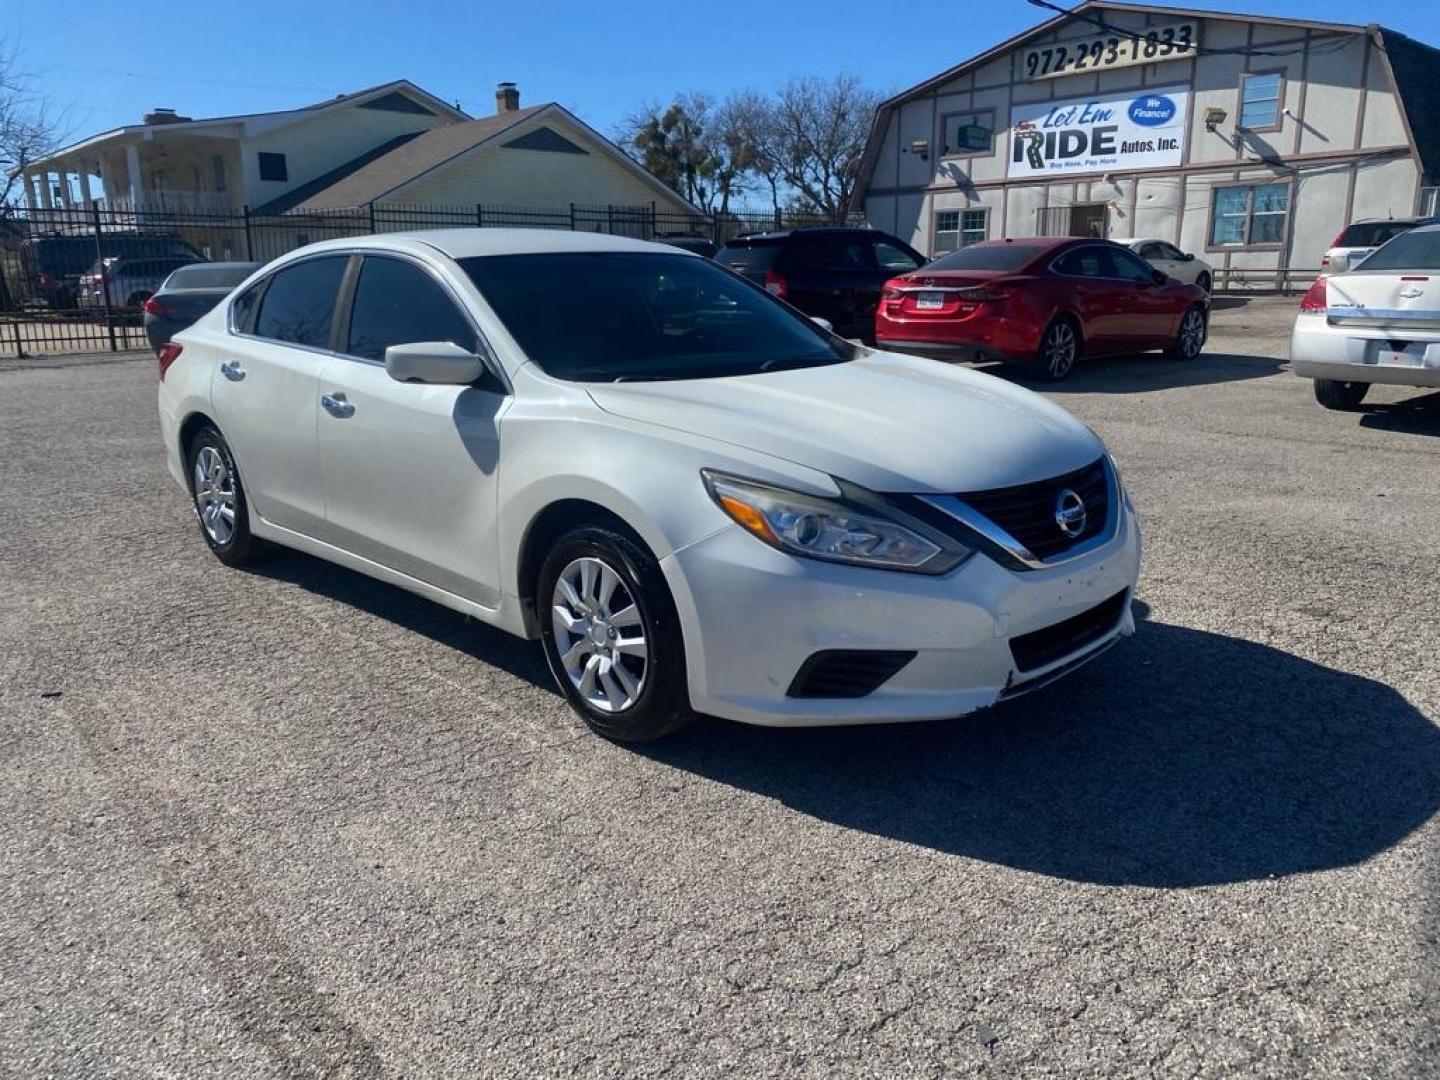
(1, 299, 1437, 1078)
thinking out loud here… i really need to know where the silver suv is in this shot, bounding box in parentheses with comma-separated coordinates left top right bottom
(80, 254, 203, 310)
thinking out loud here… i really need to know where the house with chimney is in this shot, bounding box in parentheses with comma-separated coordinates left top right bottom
(19, 79, 698, 222)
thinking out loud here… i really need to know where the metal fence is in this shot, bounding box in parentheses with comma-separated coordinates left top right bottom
(0, 201, 852, 357)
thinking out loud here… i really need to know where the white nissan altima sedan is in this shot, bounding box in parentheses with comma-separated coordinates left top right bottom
(157, 229, 1141, 741)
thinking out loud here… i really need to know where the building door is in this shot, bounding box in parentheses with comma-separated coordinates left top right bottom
(1069, 203, 1108, 238)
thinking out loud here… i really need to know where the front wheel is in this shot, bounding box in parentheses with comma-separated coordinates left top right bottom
(538, 526, 693, 742)
(1196, 271, 1212, 293)
(1034, 317, 1081, 381)
(1314, 378, 1370, 411)
(1166, 305, 1207, 360)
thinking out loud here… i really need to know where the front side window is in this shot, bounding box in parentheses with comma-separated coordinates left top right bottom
(874, 241, 921, 273)
(346, 256, 477, 361)
(940, 111, 995, 157)
(1239, 72, 1283, 130)
(934, 209, 989, 253)
(1109, 247, 1159, 283)
(460, 252, 851, 382)
(1210, 183, 1289, 247)
(789, 236, 874, 272)
(252, 256, 348, 348)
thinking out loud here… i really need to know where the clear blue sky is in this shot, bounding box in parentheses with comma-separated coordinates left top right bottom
(12, 0, 1440, 146)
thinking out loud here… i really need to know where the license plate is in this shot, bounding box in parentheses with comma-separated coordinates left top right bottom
(1368, 340, 1430, 367)
(915, 291, 945, 310)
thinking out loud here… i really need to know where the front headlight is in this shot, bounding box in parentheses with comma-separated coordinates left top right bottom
(701, 470, 972, 574)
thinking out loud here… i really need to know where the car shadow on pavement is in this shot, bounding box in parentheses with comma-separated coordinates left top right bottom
(644, 603, 1440, 889)
(244, 549, 553, 690)
(981, 351, 1285, 395)
(1358, 391, 1440, 437)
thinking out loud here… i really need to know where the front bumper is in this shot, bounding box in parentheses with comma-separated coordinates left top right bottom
(1290, 316, 1440, 388)
(661, 505, 1141, 727)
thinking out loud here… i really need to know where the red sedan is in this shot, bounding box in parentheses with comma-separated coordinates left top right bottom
(874, 237, 1209, 380)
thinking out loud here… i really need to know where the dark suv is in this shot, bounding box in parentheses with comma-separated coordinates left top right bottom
(717, 227, 924, 339)
(18, 233, 203, 309)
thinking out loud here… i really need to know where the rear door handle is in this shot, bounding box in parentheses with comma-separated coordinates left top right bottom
(219, 361, 245, 382)
(321, 391, 355, 418)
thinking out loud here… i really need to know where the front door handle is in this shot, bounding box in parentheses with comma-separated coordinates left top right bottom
(219, 360, 246, 382)
(321, 391, 355, 418)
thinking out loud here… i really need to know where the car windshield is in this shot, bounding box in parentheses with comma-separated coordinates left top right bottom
(460, 252, 851, 382)
(166, 264, 256, 289)
(1352, 229, 1440, 272)
(1336, 221, 1427, 248)
(924, 245, 1042, 272)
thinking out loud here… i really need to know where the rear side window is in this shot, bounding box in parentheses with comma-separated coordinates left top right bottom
(718, 242, 781, 274)
(231, 280, 265, 331)
(928, 244, 1042, 272)
(345, 256, 477, 361)
(253, 256, 348, 348)
(787, 235, 875, 272)
(1054, 247, 1115, 277)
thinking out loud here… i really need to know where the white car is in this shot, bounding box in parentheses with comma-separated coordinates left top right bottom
(157, 230, 1141, 741)
(1291, 223, 1440, 410)
(1113, 237, 1213, 293)
(1320, 216, 1438, 274)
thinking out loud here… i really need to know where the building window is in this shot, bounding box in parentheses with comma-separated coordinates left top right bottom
(258, 152, 288, 182)
(1209, 182, 1289, 247)
(940, 111, 995, 157)
(212, 154, 228, 193)
(1239, 72, 1283, 130)
(934, 209, 988, 253)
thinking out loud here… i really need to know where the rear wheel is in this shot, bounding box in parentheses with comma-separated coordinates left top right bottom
(538, 526, 693, 742)
(1166, 305, 1207, 360)
(1034, 317, 1081, 381)
(187, 426, 263, 566)
(1314, 378, 1370, 411)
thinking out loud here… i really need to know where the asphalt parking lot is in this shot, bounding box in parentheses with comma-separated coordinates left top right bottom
(2, 297, 1437, 1077)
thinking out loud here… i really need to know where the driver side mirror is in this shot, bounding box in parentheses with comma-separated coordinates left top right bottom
(810, 316, 835, 333)
(1151, 269, 1168, 286)
(1181, 252, 1195, 262)
(385, 341, 487, 385)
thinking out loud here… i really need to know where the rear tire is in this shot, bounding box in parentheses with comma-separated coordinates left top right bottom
(1165, 305, 1207, 361)
(1033, 316, 1081, 381)
(1314, 378, 1370, 411)
(186, 426, 263, 567)
(538, 525, 693, 743)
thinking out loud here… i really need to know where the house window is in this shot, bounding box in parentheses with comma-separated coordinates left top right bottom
(1239, 72, 1283, 130)
(934, 209, 988, 253)
(258, 152, 288, 182)
(1209, 182, 1289, 247)
(940, 111, 995, 157)
(212, 154, 228, 193)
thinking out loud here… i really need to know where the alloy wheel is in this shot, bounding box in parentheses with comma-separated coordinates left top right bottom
(1179, 308, 1206, 358)
(550, 556, 648, 713)
(193, 445, 237, 545)
(1043, 321, 1077, 378)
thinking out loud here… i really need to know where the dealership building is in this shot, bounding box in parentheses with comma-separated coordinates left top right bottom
(853, 1, 1440, 287)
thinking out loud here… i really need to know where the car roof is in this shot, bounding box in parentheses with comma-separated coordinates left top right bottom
(290, 228, 693, 261)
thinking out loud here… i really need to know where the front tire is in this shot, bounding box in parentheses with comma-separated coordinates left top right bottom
(187, 426, 263, 566)
(538, 526, 693, 742)
(1034, 316, 1081, 381)
(1196, 271, 1212, 293)
(1314, 378, 1370, 411)
(1166, 305, 1207, 360)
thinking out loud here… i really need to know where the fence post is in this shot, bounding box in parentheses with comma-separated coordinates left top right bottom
(367, 201, 377, 236)
(94, 203, 118, 353)
(568, 203, 577, 232)
(242, 205, 254, 261)
(10, 320, 25, 360)
(606, 205, 614, 236)
(650, 201, 657, 240)
(475, 203, 484, 228)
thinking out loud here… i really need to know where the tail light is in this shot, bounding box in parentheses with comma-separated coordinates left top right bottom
(157, 342, 183, 380)
(142, 297, 172, 316)
(763, 268, 787, 299)
(1299, 277, 1328, 313)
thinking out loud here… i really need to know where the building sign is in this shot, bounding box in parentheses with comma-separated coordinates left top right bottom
(1007, 86, 1189, 178)
(1020, 21, 1199, 80)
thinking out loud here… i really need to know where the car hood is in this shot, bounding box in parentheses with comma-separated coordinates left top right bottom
(586, 351, 1104, 494)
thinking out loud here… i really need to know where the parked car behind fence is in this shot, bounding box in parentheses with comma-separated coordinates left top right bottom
(17, 232, 203, 309)
(143, 261, 261, 354)
(80, 254, 203, 311)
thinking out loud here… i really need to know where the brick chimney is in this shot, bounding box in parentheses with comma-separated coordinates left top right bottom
(495, 82, 520, 114)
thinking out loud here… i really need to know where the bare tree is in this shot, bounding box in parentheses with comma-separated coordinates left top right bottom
(0, 40, 63, 217)
(722, 90, 786, 222)
(617, 94, 751, 217)
(765, 75, 882, 223)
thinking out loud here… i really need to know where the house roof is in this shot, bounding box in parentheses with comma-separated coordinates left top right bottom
(275, 102, 702, 214)
(279, 104, 548, 211)
(22, 80, 468, 172)
(851, 1, 1440, 207)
